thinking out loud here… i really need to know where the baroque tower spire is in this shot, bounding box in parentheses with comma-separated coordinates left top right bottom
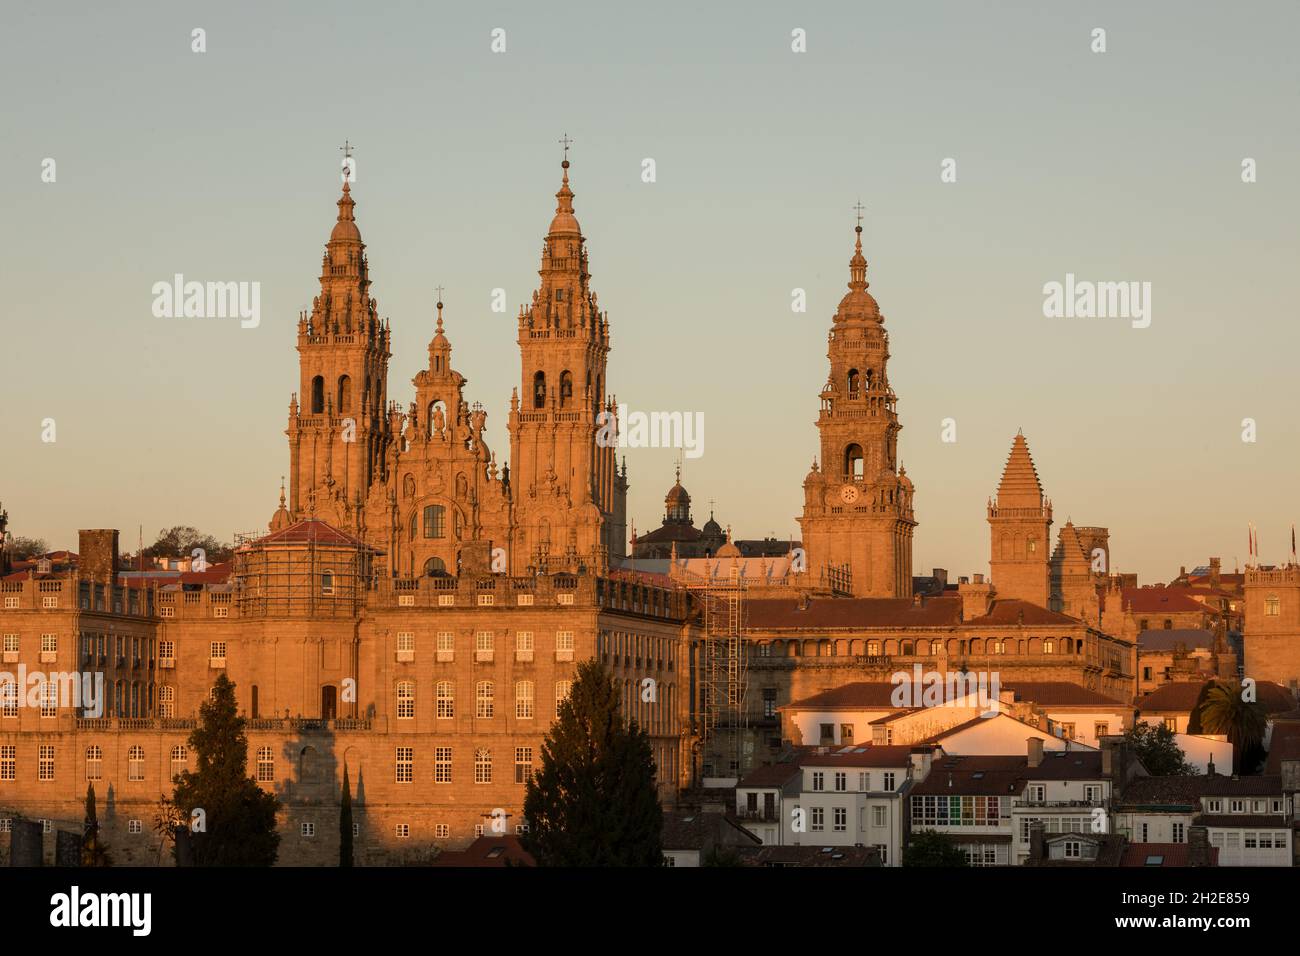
(507, 146, 627, 573)
(798, 215, 916, 597)
(284, 159, 393, 531)
(987, 431, 1053, 607)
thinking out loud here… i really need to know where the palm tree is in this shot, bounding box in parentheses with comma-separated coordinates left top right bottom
(1196, 681, 1267, 774)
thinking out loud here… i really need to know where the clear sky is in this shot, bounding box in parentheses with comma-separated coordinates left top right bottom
(2, 0, 1297, 582)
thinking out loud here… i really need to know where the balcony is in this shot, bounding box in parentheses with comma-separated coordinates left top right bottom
(555, 649, 574, 662)
(516, 649, 534, 663)
(736, 808, 779, 823)
(209, 657, 227, 669)
(2, 651, 17, 664)
(39, 651, 56, 664)
(475, 649, 494, 663)
(396, 649, 415, 663)
(159, 657, 175, 669)
(436, 649, 454, 663)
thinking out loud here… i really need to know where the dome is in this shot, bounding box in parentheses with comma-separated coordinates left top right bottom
(330, 182, 362, 243)
(702, 515, 722, 537)
(665, 481, 690, 509)
(548, 161, 582, 236)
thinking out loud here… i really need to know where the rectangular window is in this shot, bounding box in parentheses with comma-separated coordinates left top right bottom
(833, 807, 847, 832)
(834, 772, 847, 792)
(475, 631, 494, 662)
(1095, 723, 1108, 739)
(882, 772, 896, 791)
(39, 745, 55, 781)
(301, 822, 316, 837)
(556, 631, 575, 661)
(395, 824, 410, 839)
(810, 807, 824, 832)
(1172, 823, 1185, 843)
(516, 631, 534, 662)
(41, 634, 57, 654)
(128, 820, 143, 834)
(0, 746, 14, 780)
(436, 631, 454, 661)
(210, 641, 227, 665)
(40, 680, 57, 718)
(435, 747, 452, 783)
(1, 681, 16, 718)
(873, 806, 887, 827)
(515, 747, 533, 784)
(435, 824, 450, 838)
(812, 771, 825, 792)
(396, 631, 415, 661)
(395, 747, 414, 783)
(762, 688, 776, 718)
(475, 749, 492, 784)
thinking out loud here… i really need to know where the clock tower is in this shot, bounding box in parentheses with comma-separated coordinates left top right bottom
(797, 217, 916, 597)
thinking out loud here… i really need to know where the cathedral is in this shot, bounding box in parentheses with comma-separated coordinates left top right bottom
(283, 156, 626, 580)
(0, 147, 1202, 866)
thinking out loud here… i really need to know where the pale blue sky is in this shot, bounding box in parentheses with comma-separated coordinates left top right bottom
(2, 0, 1297, 581)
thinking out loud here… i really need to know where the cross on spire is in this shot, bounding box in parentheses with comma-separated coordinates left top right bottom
(434, 284, 445, 304)
(339, 140, 355, 181)
(559, 132, 573, 163)
(853, 199, 865, 229)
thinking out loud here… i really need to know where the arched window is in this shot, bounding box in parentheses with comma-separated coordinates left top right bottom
(516, 681, 535, 719)
(300, 745, 319, 782)
(560, 371, 573, 408)
(256, 747, 274, 783)
(158, 685, 174, 718)
(409, 511, 418, 541)
(423, 505, 446, 539)
(844, 444, 864, 480)
(128, 745, 145, 781)
(311, 375, 325, 414)
(476, 681, 495, 718)
(337, 375, 352, 413)
(533, 371, 546, 409)
(436, 681, 454, 719)
(424, 556, 447, 576)
(86, 745, 102, 781)
(170, 745, 187, 778)
(396, 680, 415, 719)
(847, 369, 860, 394)
(474, 748, 492, 784)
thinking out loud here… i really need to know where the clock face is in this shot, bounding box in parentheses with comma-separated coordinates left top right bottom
(840, 484, 859, 504)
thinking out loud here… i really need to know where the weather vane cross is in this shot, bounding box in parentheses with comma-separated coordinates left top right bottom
(434, 284, 445, 303)
(340, 140, 355, 181)
(853, 199, 865, 227)
(559, 132, 573, 162)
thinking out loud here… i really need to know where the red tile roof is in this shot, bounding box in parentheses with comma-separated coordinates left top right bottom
(1119, 843, 1219, 867)
(1138, 679, 1295, 714)
(791, 744, 918, 769)
(253, 519, 367, 548)
(429, 836, 534, 867)
(745, 596, 1076, 630)
(1116, 586, 1219, 615)
(1003, 682, 1126, 707)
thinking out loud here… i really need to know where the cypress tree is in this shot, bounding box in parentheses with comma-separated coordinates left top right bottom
(172, 673, 281, 865)
(521, 659, 662, 866)
(339, 764, 354, 867)
(81, 782, 110, 866)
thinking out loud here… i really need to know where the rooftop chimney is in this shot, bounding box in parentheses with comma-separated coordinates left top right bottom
(1187, 826, 1212, 867)
(1027, 737, 1044, 768)
(78, 529, 119, 582)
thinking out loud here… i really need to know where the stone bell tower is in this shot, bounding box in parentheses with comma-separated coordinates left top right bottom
(798, 214, 916, 597)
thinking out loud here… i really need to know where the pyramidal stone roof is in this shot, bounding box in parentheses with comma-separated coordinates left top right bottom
(995, 432, 1045, 509)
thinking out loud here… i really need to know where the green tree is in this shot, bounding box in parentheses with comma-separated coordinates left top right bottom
(339, 765, 354, 867)
(1123, 722, 1195, 776)
(1196, 680, 1267, 774)
(521, 659, 662, 866)
(145, 526, 233, 564)
(81, 783, 111, 866)
(1185, 681, 1215, 736)
(172, 673, 281, 865)
(10, 537, 49, 560)
(903, 830, 969, 867)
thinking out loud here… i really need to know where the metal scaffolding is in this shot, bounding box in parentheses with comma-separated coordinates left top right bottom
(698, 566, 749, 780)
